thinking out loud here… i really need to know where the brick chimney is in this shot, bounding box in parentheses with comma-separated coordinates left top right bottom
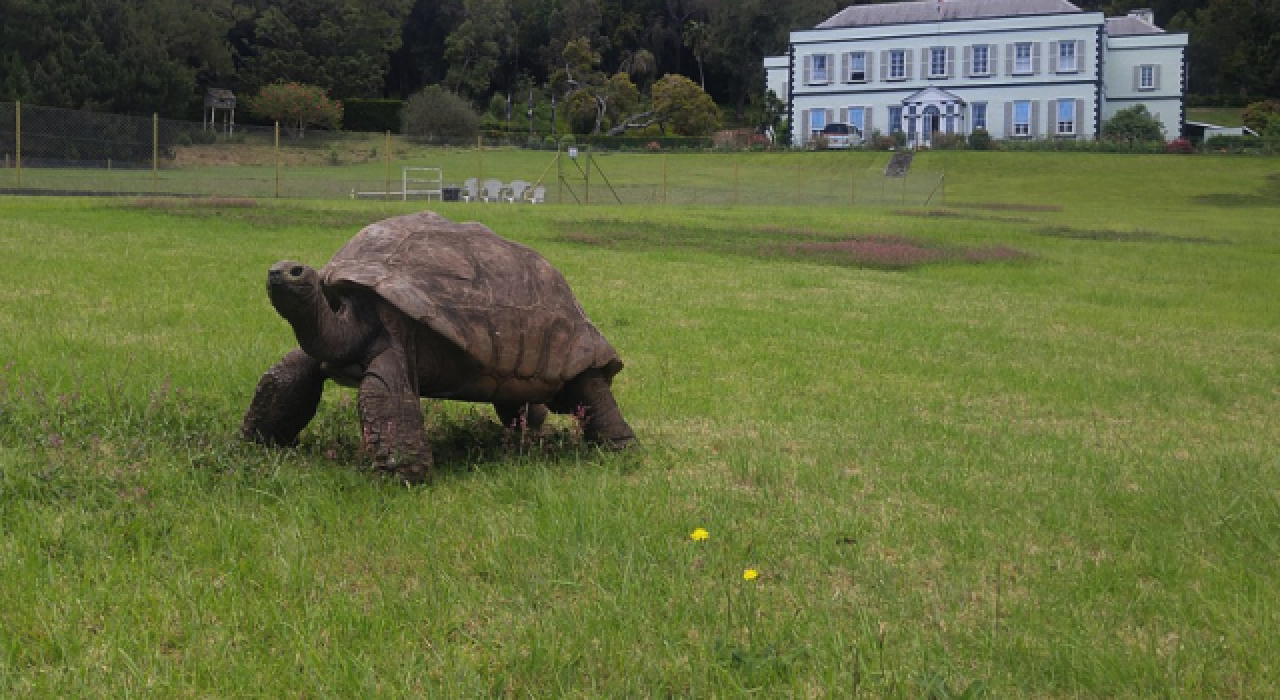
(1129, 8, 1156, 26)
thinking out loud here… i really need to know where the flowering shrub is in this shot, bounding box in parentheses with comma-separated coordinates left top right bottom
(247, 82, 343, 136)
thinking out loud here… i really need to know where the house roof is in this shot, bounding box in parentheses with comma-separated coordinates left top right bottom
(817, 0, 1084, 29)
(1105, 15, 1163, 36)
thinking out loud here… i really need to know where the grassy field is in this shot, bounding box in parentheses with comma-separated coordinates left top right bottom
(1, 151, 1278, 697)
(1185, 107, 1245, 128)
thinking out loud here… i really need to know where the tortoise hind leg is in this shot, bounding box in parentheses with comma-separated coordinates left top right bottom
(242, 348, 327, 447)
(359, 345, 432, 484)
(549, 369, 636, 449)
(494, 402, 549, 431)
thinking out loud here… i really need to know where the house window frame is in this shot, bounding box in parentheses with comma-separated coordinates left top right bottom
(848, 51, 867, 82)
(1057, 41, 1077, 73)
(972, 102, 988, 131)
(1014, 42, 1033, 75)
(889, 50, 906, 80)
(1056, 100, 1076, 135)
(847, 106, 866, 137)
(1013, 100, 1032, 137)
(809, 109, 827, 138)
(888, 106, 904, 134)
(972, 45, 990, 76)
(811, 54, 829, 84)
(929, 47, 947, 78)
(1139, 64, 1155, 90)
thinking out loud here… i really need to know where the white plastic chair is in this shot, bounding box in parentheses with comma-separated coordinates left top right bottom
(527, 186, 546, 204)
(505, 180, 530, 202)
(481, 179, 504, 202)
(460, 178, 478, 202)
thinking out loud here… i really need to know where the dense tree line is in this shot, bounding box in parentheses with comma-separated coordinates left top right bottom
(1, 0, 1276, 123)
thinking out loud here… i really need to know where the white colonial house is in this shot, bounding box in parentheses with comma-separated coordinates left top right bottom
(764, 0, 1188, 148)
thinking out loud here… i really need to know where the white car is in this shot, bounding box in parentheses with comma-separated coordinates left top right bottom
(821, 122, 859, 149)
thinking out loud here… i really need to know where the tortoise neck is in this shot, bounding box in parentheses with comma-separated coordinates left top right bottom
(278, 284, 376, 364)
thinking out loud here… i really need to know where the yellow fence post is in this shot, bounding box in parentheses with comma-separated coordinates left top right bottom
(737, 161, 747, 208)
(152, 113, 158, 194)
(662, 153, 667, 205)
(14, 101, 20, 189)
(385, 131, 392, 201)
(584, 145, 591, 205)
(477, 134, 484, 193)
(274, 121, 281, 198)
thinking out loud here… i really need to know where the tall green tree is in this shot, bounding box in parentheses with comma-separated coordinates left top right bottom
(0, 0, 235, 116)
(234, 0, 414, 99)
(443, 0, 513, 99)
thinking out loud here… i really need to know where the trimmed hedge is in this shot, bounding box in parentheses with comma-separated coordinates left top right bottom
(343, 99, 404, 133)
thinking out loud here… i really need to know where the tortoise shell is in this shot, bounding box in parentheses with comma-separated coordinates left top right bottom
(320, 211, 622, 382)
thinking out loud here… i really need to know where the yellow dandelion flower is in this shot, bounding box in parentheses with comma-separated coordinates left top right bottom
(690, 528, 709, 541)
(743, 568, 759, 581)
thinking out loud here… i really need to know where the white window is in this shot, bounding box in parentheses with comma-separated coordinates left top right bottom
(812, 54, 829, 84)
(848, 52, 867, 82)
(1014, 43, 1033, 74)
(972, 102, 988, 131)
(809, 109, 826, 137)
(1013, 100, 1031, 136)
(888, 106, 903, 133)
(848, 106, 866, 136)
(930, 47, 947, 77)
(972, 45, 990, 75)
(889, 50, 906, 79)
(1057, 41, 1077, 72)
(1140, 65, 1155, 89)
(1056, 100, 1075, 134)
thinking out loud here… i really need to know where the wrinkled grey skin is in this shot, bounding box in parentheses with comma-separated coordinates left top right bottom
(241, 212, 635, 483)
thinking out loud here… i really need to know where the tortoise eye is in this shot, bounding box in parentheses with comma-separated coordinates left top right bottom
(290, 266, 304, 277)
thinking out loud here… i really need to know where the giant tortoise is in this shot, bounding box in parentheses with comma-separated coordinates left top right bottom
(241, 211, 635, 482)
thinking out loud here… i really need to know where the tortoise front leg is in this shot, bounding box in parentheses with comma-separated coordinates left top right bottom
(242, 348, 327, 447)
(359, 345, 432, 484)
(550, 369, 636, 450)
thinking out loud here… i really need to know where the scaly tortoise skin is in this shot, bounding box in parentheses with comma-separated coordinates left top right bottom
(241, 211, 635, 482)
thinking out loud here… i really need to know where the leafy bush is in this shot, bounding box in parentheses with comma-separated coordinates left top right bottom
(930, 132, 966, 150)
(247, 82, 342, 136)
(651, 74, 720, 137)
(1101, 105, 1164, 143)
(968, 128, 994, 151)
(401, 85, 480, 146)
(1241, 99, 1280, 134)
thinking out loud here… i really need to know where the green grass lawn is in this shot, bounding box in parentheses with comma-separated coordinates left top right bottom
(1186, 107, 1245, 128)
(1, 151, 1278, 697)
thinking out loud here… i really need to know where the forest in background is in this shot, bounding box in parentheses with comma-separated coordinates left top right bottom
(0, 0, 1276, 125)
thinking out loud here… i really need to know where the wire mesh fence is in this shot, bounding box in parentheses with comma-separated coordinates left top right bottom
(0, 101, 946, 206)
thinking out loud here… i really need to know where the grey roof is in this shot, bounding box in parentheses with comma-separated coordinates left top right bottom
(1105, 15, 1163, 36)
(817, 0, 1083, 28)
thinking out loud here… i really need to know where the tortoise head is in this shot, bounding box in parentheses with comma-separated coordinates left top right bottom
(266, 260, 322, 319)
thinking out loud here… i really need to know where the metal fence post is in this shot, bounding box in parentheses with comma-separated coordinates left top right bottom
(14, 101, 20, 189)
(274, 121, 280, 198)
(152, 113, 158, 194)
(385, 131, 392, 201)
(662, 153, 668, 205)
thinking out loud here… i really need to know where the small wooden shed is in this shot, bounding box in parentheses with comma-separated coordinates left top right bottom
(204, 88, 237, 134)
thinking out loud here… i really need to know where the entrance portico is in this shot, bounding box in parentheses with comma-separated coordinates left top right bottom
(900, 87, 966, 149)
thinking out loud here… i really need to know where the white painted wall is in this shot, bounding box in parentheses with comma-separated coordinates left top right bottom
(1103, 35, 1188, 138)
(770, 7, 1189, 146)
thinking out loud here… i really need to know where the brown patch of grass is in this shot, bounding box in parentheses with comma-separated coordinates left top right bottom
(129, 196, 258, 209)
(949, 201, 1064, 212)
(779, 236, 1031, 270)
(1035, 225, 1221, 244)
(892, 208, 1035, 224)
